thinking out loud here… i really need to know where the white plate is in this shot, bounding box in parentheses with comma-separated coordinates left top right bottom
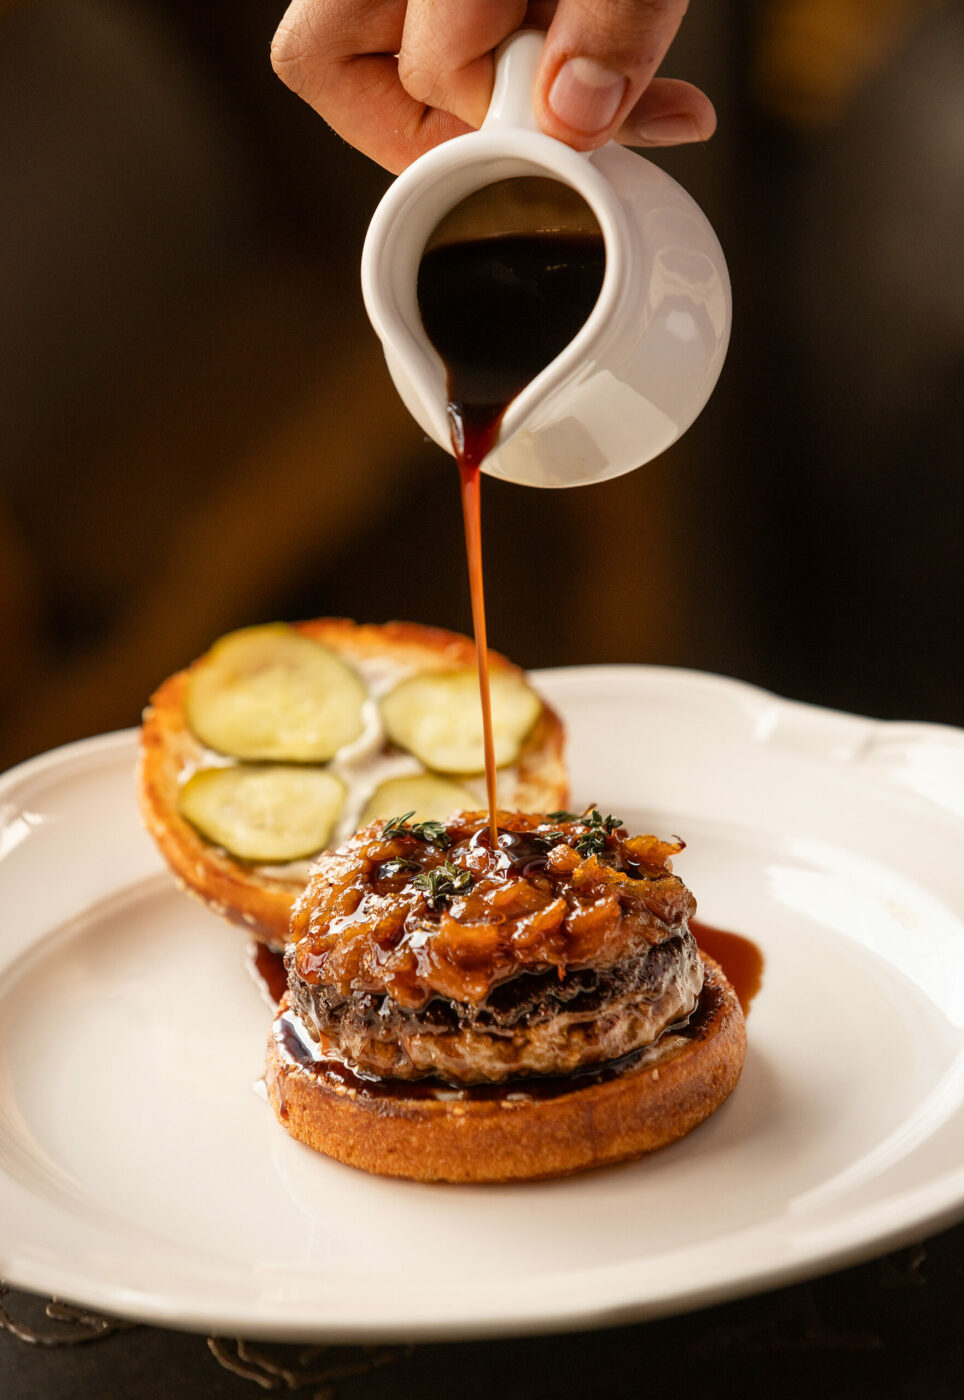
(0, 666, 962, 1342)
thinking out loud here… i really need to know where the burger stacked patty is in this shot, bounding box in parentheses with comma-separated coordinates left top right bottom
(286, 811, 703, 1085)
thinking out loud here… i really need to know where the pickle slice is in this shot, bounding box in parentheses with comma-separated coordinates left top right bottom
(359, 773, 478, 827)
(178, 765, 344, 862)
(186, 624, 366, 761)
(380, 669, 542, 774)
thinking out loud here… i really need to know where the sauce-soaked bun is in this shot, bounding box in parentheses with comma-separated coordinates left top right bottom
(137, 620, 567, 946)
(265, 812, 747, 1182)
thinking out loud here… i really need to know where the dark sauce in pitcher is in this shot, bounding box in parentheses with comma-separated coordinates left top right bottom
(417, 231, 606, 841)
(417, 232, 607, 469)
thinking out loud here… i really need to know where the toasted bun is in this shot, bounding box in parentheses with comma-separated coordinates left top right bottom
(264, 957, 746, 1183)
(138, 619, 567, 945)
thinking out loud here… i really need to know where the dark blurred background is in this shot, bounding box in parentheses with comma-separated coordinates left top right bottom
(1, 0, 961, 771)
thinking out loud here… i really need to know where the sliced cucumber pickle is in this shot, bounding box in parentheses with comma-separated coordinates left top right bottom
(380, 669, 542, 774)
(360, 773, 478, 827)
(186, 624, 366, 761)
(178, 765, 344, 863)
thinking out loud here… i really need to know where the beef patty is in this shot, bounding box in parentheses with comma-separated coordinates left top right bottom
(286, 810, 703, 1084)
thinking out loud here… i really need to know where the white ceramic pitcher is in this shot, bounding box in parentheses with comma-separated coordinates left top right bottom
(361, 31, 731, 488)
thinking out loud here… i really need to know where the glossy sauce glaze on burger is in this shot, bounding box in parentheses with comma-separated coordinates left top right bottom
(284, 810, 704, 1086)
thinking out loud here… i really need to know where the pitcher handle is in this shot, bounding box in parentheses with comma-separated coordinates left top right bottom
(481, 30, 544, 134)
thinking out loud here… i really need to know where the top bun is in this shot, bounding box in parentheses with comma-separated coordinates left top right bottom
(137, 619, 567, 945)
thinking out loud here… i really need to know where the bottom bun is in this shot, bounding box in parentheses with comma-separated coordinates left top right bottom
(264, 956, 747, 1183)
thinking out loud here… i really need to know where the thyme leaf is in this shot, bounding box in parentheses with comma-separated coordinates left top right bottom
(381, 811, 416, 840)
(376, 857, 420, 880)
(533, 830, 567, 848)
(413, 860, 473, 906)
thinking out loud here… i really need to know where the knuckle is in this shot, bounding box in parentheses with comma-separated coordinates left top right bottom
(562, 0, 687, 78)
(270, 25, 306, 88)
(592, 0, 684, 42)
(270, 3, 325, 91)
(397, 54, 442, 109)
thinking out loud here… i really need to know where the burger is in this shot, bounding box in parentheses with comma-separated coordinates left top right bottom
(265, 808, 746, 1182)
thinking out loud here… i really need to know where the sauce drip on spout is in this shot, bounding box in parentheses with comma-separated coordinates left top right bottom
(417, 231, 606, 841)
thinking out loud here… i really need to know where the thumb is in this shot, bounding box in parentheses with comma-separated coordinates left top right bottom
(533, 0, 706, 149)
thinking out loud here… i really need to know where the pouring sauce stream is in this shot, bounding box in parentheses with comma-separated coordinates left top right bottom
(458, 458, 499, 839)
(417, 230, 606, 840)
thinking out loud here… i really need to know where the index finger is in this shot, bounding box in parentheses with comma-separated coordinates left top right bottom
(271, 0, 473, 172)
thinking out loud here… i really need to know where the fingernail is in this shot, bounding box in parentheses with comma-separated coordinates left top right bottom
(634, 113, 701, 145)
(548, 57, 627, 135)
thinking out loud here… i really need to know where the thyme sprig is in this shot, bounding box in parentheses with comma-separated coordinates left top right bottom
(543, 808, 625, 855)
(413, 860, 473, 907)
(381, 812, 452, 849)
(572, 808, 624, 857)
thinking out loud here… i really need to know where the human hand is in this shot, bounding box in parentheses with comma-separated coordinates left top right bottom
(271, 0, 715, 173)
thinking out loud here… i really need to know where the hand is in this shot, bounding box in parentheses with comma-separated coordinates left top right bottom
(271, 0, 715, 173)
